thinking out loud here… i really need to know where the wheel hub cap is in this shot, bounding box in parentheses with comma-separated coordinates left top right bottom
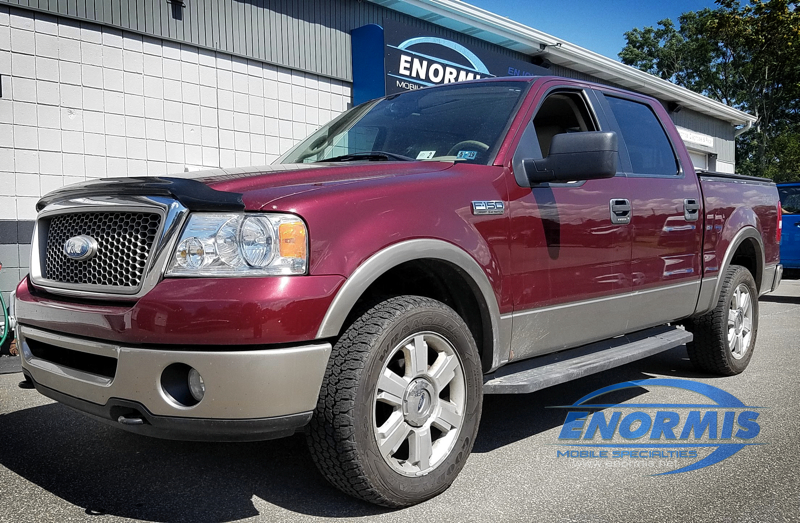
(403, 379, 436, 427)
(373, 331, 467, 476)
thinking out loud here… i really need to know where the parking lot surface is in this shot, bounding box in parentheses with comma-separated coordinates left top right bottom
(1, 280, 798, 523)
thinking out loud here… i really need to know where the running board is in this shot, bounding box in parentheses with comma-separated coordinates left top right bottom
(483, 325, 692, 394)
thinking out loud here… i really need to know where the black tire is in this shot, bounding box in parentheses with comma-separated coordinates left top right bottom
(306, 296, 483, 507)
(684, 265, 759, 375)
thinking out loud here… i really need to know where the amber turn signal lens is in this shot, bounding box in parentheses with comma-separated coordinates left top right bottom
(279, 222, 307, 259)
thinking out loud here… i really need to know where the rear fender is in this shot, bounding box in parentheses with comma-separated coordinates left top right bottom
(695, 223, 764, 316)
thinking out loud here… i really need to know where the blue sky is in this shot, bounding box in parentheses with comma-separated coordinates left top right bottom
(466, 0, 721, 60)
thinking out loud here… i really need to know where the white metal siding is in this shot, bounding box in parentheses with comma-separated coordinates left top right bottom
(0, 0, 531, 81)
(0, 6, 351, 224)
(670, 107, 736, 165)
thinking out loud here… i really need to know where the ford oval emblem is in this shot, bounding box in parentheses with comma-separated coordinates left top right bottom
(64, 235, 99, 261)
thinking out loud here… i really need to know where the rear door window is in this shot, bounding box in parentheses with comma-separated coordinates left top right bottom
(605, 96, 679, 176)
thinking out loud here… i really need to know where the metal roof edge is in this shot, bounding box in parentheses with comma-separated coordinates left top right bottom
(371, 0, 757, 126)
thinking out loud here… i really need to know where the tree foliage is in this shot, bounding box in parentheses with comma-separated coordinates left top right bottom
(620, 0, 800, 180)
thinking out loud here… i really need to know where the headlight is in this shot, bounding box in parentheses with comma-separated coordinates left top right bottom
(166, 213, 307, 277)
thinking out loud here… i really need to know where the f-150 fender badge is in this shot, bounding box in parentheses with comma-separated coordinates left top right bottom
(472, 201, 505, 215)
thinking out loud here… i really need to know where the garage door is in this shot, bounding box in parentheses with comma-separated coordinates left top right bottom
(689, 151, 708, 170)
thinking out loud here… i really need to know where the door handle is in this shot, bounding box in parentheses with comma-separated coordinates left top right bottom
(684, 199, 700, 221)
(609, 199, 631, 224)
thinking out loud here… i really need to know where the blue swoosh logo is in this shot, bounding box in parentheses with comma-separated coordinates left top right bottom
(395, 36, 491, 74)
(555, 379, 761, 475)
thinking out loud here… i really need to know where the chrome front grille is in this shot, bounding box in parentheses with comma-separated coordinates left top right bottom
(31, 195, 188, 299)
(44, 212, 162, 288)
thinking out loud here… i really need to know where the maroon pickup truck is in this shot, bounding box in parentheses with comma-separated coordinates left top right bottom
(13, 77, 782, 507)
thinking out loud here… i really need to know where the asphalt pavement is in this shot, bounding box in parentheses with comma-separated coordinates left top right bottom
(1, 279, 798, 523)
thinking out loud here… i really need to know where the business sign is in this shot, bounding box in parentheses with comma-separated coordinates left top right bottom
(677, 126, 715, 149)
(351, 20, 550, 105)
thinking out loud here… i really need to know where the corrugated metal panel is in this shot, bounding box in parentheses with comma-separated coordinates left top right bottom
(671, 108, 736, 164)
(548, 64, 627, 90)
(0, 0, 533, 81)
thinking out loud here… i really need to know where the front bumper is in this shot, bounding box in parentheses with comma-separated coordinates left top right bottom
(14, 274, 344, 346)
(18, 326, 331, 441)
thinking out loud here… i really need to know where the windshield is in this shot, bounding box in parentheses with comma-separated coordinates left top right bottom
(277, 81, 528, 165)
(779, 186, 800, 214)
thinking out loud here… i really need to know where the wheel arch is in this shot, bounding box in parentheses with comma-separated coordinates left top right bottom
(316, 239, 506, 372)
(728, 235, 764, 292)
(697, 226, 765, 316)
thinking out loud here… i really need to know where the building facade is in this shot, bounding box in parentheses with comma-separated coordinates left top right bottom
(0, 0, 756, 302)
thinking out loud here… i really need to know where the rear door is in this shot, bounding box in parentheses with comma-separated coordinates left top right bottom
(779, 184, 800, 269)
(597, 92, 703, 330)
(505, 83, 633, 360)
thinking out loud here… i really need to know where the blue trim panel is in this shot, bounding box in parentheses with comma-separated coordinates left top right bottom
(351, 24, 387, 105)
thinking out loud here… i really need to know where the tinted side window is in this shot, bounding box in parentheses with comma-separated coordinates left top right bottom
(779, 186, 800, 214)
(605, 96, 678, 176)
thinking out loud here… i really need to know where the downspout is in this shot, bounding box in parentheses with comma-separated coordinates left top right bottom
(734, 120, 753, 138)
(731, 119, 754, 176)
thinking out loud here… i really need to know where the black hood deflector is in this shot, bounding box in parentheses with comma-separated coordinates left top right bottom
(36, 177, 245, 212)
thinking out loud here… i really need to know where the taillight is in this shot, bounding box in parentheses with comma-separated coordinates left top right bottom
(777, 203, 782, 244)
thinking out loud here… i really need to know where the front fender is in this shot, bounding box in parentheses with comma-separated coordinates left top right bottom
(316, 239, 510, 371)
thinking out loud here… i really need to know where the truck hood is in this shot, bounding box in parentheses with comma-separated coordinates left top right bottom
(180, 162, 455, 207)
(36, 162, 455, 212)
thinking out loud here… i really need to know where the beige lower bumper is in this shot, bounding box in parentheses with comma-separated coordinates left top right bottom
(19, 325, 331, 420)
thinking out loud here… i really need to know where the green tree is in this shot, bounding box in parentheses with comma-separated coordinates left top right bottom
(620, 0, 800, 180)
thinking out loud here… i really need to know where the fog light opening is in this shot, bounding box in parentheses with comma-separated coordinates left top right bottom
(160, 363, 202, 407)
(188, 368, 205, 402)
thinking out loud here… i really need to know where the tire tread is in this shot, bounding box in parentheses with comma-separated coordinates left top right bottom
(306, 296, 460, 507)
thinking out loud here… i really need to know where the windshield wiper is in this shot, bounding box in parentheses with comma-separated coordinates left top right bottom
(317, 151, 416, 163)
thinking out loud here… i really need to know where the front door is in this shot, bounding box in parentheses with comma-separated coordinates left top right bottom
(505, 86, 633, 361)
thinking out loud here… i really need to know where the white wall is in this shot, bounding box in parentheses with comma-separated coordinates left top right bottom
(0, 5, 352, 223)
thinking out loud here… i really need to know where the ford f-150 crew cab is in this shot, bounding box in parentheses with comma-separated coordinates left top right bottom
(12, 76, 783, 507)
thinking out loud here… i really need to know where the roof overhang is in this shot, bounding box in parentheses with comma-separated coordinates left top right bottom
(369, 0, 756, 126)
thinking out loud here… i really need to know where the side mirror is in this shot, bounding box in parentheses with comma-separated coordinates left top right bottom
(523, 131, 618, 184)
